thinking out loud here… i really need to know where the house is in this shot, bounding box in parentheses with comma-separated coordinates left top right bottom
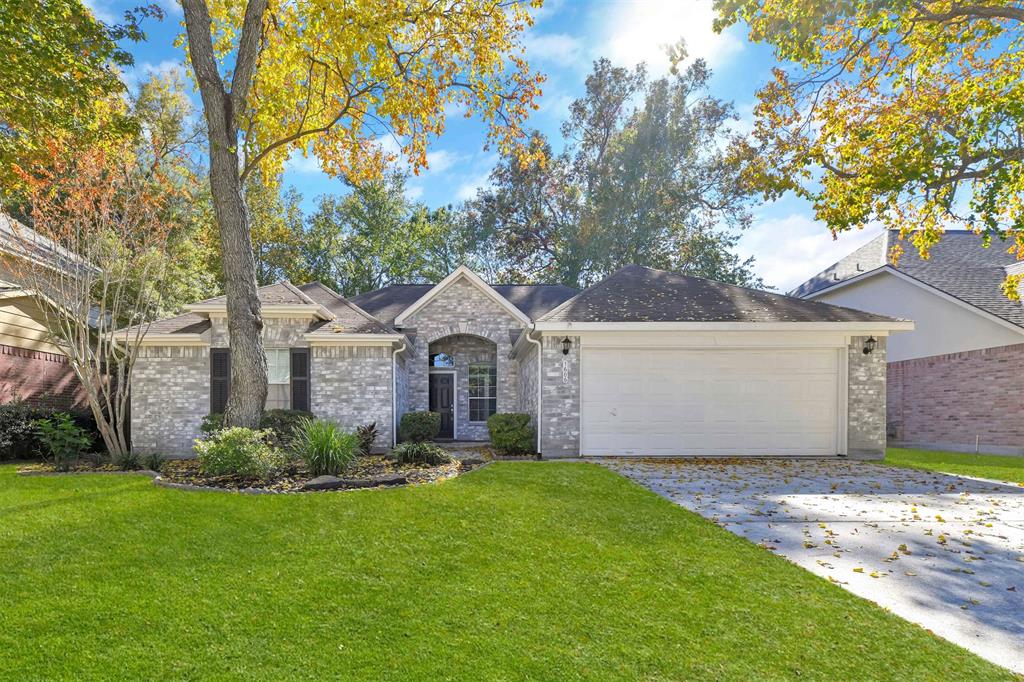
(793, 230, 1024, 454)
(0, 214, 87, 409)
(129, 265, 911, 458)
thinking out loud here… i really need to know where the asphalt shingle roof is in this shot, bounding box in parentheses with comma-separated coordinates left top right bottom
(298, 282, 394, 335)
(191, 281, 313, 307)
(791, 231, 1024, 328)
(350, 283, 578, 326)
(539, 265, 903, 324)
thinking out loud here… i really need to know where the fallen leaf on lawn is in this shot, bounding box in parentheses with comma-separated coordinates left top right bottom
(853, 567, 865, 573)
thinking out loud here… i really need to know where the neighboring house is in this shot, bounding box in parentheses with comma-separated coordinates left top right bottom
(793, 230, 1024, 454)
(130, 265, 909, 459)
(0, 214, 87, 409)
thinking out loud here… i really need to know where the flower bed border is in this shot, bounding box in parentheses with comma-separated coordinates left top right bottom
(16, 460, 491, 494)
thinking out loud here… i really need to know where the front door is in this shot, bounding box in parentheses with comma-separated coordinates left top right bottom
(428, 373, 455, 439)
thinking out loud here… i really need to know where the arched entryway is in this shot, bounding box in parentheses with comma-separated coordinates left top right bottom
(428, 334, 497, 440)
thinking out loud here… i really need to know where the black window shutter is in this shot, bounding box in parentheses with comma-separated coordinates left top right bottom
(290, 348, 311, 412)
(210, 348, 231, 414)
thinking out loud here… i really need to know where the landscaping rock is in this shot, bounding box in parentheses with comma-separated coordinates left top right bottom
(303, 475, 345, 491)
(337, 474, 407, 488)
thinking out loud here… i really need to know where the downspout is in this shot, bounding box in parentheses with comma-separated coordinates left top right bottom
(525, 325, 543, 456)
(391, 339, 407, 447)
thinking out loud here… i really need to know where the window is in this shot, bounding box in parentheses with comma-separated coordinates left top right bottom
(265, 348, 291, 410)
(468, 363, 497, 422)
(430, 352, 454, 368)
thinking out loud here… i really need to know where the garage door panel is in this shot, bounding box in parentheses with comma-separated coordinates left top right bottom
(581, 347, 839, 457)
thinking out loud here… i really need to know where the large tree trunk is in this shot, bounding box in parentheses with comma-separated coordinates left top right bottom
(182, 0, 268, 428)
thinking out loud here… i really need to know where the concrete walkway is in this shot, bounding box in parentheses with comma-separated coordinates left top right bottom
(598, 458, 1024, 674)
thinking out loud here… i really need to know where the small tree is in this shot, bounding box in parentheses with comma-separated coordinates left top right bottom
(8, 141, 177, 458)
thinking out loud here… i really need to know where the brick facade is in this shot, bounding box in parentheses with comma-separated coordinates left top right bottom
(311, 344, 394, 449)
(0, 343, 87, 410)
(402, 278, 523, 441)
(539, 335, 580, 458)
(131, 345, 209, 455)
(888, 343, 1024, 455)
(847, 335, 887, 458)
(427, 334, 498, 440)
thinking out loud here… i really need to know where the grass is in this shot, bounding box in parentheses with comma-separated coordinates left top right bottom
(886, 447, 1024, 484)
(0, 462, 1011, 680)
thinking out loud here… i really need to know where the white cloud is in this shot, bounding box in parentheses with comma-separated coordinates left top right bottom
(123, 59, 186, 89)
(81, 0, 116, 23)
(523, 32, 584, 64)
(285, 150, 322, 175)
(425, 149, 461, 174)
(405, 185, 425, 201)
(737, 212, 883, 292)
(597, 0, 743, 74)
(455, 171, 493, 201)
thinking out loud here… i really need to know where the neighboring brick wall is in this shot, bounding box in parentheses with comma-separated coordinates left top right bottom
(0, 343, 87, 410)
(887, 342, 1024, 455)
(403, 278, 523, 439)
(131, 345, 208, 456)
(540, 335, 580, 458)
(311, 345, 394, 449)
(848, 335, 887, 458)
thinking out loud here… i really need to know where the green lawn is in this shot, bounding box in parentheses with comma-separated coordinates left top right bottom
(886, 447, 1024, 484)
(0, 462, 1010, 680)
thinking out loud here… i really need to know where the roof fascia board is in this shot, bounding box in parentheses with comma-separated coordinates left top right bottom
(185, 303, 329, 319)
(136, 334, 207, 346)
(805, 265, 1024, 335)
(393, 266, 531, 327)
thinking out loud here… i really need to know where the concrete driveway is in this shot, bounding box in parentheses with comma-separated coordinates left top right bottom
(599, 458, 1024, 674)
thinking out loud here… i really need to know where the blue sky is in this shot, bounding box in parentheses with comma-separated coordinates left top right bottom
(86, 0, 880, 291)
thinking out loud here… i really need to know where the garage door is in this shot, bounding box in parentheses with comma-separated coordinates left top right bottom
(581, 348, 839, 457)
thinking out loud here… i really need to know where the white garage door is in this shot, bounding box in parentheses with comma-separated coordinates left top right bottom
(581, 348, 839, 457)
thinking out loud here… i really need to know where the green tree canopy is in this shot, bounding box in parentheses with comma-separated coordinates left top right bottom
(715, 0, 1024, 297)
(467, 56, 759, 288)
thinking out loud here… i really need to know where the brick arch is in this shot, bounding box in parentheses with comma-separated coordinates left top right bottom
(423, 322, 505, 346)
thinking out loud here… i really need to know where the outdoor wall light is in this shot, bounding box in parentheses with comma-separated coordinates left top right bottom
(862, 336, 877, 355)
(561, 336, 572, 355)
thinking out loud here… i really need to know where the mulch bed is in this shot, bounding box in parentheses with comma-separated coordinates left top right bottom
(17, 461, 137, 475)
(156, 454, 477, 493)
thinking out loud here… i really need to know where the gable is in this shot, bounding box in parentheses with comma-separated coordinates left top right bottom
(394, 267, 531, 327)
(812, 269, 1024, 361)
(400, 277, 526, 329)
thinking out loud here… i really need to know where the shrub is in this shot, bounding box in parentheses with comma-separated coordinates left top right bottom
(487, 413, 535, 456)
(390, 441, 452, 466)
(399, 411, 440, 443)
(194, 427, 286, 480)
(142, 452, 166, 472)
(260, 409, 315, 447)
(200, 412, 224, 435)
(0, 401, 42, 460)
(34, 413, 92, 471)
(355, 422, 378, 456)
(0, 402, 100, 460)
(113, 450, 141, 471)
(291, 418, 359, 476)
(200, 410, 314, 448)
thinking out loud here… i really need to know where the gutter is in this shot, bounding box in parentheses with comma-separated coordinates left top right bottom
(525, 324, 543, 456)
(391, 339, 407, 447)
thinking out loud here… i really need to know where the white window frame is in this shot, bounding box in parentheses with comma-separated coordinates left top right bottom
(467, 362, 497, 423)
(265, 348, 291, 410)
